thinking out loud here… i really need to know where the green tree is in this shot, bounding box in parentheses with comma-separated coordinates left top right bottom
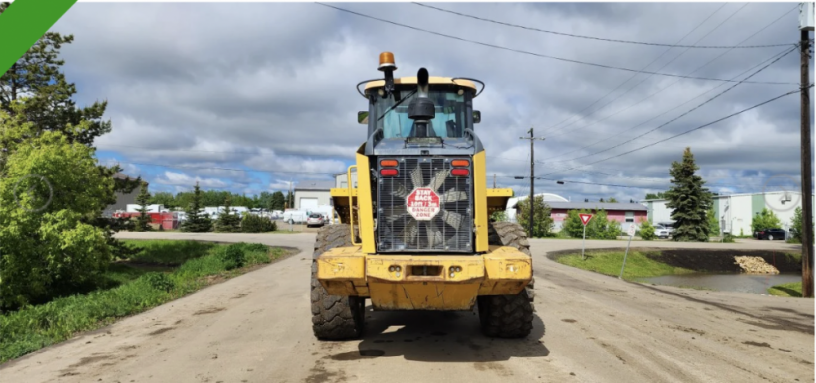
(150, 191, 176, 210)
(0, 130, 114, 309)
(644, 192, 668, 200)
(215, 195, 241, 233)
(664, 147, 712, 242)
(789, 206, 803, 243)
(638, 217, 656, 240)
(134, 182, 152, 232)
(270, 191, 285, 211)
(563, 208, 620, 239)
(0, 3, 142, 261)
(607, 197, 618, 203)
(180, 182, 211, 232)
(0, 2, 111, 147)
(751, 208, 782, 233)
(516, 195, 554, 238)
(707, 207, 720, 237)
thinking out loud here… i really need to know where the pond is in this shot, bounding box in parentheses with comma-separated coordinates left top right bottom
(635, 272, 802, 294)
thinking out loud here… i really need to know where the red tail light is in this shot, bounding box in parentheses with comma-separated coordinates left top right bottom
(451, 169, 469, 176)
(380, 169, 399, 176)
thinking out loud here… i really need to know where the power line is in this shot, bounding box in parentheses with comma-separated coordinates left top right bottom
(535, 87, 806, 178)
(541, 4, 800, 141)
(412, 2, 798, 49)
(101, 160, 341, 177)
(315, 2, 795, 85)
(540, 44, 800, 164)
(541, 3, 750, 135)
(538, 2, 731, 135)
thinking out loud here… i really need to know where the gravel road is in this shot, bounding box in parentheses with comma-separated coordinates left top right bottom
(1, 232, 811, 383)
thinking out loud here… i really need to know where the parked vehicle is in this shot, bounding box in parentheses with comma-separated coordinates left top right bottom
(756, 228, 786, 240)
(306, 213, 325, 228)
(282, 210, 307, 224)
(655, 224, 672, 239)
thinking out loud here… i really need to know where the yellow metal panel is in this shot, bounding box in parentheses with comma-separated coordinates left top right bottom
(355, 146, 376, 254)
(364, 76, 477, 92)
(473, 150, 489, 252)
(368, 282, 481, 310)
(316, 246, 367, 296)
(478, 246, 533, 295)
(486, 188, 514, 214)
(366, 255, 484, 283)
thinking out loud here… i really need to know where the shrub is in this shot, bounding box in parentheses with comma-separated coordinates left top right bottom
(638, 218, 656, 241)
(241, 213, 276, 233)
(141, 272, 174, 292)
(563, 208, 620, 239)
(220, 244, 246, 270)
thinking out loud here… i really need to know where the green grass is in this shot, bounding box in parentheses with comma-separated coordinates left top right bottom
(556, 251, 694, 280)
(121, 239, 218, 265)
(768, 282, 804, 297)
(0, 241, 288, 364)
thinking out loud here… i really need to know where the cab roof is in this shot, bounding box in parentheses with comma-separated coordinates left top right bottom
(364, 76, 478, 93)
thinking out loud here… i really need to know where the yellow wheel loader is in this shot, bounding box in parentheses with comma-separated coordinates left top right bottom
(311, 52, 536, 340)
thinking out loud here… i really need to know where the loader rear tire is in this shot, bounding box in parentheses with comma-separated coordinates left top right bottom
(311, 224, 365, 340)
(487, 221, 535, 302)
(479, 221, 536, 338)
(477, 290, 535, 338)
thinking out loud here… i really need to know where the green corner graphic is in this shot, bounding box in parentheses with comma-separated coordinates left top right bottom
(0, 0, 76, 77)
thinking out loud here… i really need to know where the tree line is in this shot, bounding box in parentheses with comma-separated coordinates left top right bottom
(149, 189, 294, 211)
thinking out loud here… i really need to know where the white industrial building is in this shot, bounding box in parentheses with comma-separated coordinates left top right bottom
(642, 191, 812, 237)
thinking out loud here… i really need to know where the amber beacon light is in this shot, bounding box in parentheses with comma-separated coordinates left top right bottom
(378, 52, 396, 71)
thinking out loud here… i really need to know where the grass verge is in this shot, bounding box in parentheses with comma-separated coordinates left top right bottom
(0, 240, 292, 364)
(768, 282, 803, 297)
(555, 250, 695, 280)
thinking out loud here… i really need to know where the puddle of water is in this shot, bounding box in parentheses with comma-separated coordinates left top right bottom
(636, 272, 801, 294)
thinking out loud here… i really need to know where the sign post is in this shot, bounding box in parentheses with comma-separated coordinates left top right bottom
(619, 224, 638, 279)
(579, 213, 593, 260)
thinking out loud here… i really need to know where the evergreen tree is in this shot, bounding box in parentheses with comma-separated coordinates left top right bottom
(134, 182, 152, 232)
(664, 147, 712, 242)
(215, 195, 241, 232)
(180, 182, 211, 232)
(270, 191, 285, 210)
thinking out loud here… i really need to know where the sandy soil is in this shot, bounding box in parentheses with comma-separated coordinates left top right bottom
(0, 233, 811, 383)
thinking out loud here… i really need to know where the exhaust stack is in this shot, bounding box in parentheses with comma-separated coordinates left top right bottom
(407, 68, 436, 137)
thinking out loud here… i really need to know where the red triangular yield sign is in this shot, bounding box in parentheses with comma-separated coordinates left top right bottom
(579, 213, 593, 226)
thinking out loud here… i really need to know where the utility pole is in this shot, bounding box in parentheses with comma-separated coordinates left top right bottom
(799, 2, 814, 297)
(519, 128, 545, 237)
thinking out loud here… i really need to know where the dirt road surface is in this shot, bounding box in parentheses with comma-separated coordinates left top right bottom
(1, 233, 812, 383)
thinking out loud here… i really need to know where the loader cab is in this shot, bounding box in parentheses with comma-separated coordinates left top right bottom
(358, 78, 484, 157)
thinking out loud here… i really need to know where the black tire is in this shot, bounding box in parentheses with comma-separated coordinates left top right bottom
(311, 224, 365, 340)
(479, 221, 536, 338)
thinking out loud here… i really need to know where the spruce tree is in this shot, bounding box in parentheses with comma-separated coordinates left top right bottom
(215, 195, 241, 232)
(664, 147, 712, 242)
(181, 182, 211, 232)
(135, 182, 152, 232)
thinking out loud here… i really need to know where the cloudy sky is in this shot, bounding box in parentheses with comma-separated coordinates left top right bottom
(48, 2, 813, 202)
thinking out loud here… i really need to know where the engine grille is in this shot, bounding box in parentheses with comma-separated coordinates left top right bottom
(376, 156, 473, 253)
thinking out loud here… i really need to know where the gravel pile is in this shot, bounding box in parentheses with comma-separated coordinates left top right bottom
(734, 256, 780, 274)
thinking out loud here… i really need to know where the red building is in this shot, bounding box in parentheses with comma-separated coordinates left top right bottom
(513, 201, 648, 233)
